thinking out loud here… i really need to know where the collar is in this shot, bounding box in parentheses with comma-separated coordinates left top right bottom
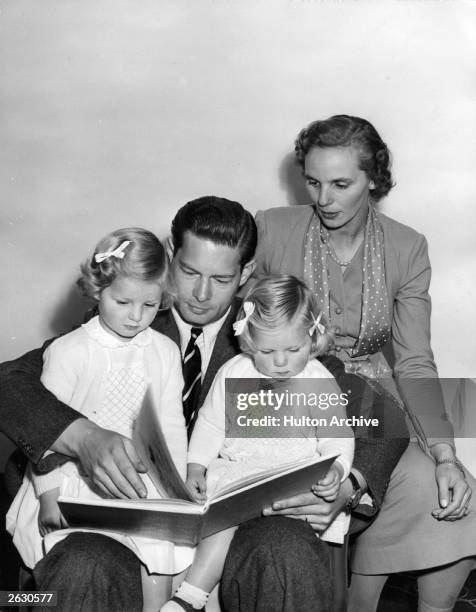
(171, 305, 231, 357)
(82, 315, 153, 349)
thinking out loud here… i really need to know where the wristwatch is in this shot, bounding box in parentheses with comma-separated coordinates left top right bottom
(345, 471, 363, 512)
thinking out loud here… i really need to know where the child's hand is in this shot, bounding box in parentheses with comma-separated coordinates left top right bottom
(185, 463, 207, 504)
(38, 488, 68, 537)
(311, 464, 343, 502)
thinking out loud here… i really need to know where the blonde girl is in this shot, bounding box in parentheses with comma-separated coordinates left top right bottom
(161, 274, 354, 612)
(7, 228, 191, 610)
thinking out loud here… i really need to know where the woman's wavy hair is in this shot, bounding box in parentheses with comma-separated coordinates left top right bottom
(236, 274, 333, 358)
(295, 115, 395, 202)
(77, 227, 168, 301)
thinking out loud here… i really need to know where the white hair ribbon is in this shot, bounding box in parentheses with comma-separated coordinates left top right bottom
(309, 311, 325, 337)
(94, 240, 131, 264)
(233, 301, 255, 336)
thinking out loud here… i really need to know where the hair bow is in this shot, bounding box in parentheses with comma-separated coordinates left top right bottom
(233, 301, 255, 336)
(309, 312, 325, 337)
(94, 240, 131, 263)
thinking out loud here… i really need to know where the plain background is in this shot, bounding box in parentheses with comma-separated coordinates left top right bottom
(1, 0, 475, 468)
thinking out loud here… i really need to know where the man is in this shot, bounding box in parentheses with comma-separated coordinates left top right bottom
(1, 196, 408, 612)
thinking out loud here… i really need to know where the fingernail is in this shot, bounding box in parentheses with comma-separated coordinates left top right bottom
(441, 499, 448, 508)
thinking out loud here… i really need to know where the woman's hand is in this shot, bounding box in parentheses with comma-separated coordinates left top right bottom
(186, 462, 208, 503)
(430, 443, 472, 520)
(432, 462, 472, 521)
(263, 478, 352, 533)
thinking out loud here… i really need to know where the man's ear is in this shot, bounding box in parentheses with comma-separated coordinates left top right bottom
(164, 235, 174, 264)
(239, 259, 256, 287)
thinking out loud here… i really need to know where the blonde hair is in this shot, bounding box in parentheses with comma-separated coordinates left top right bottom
(77, 227, 168, 300)
(236, 274, 333, 357)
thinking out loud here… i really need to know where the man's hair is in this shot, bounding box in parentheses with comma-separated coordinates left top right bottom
(171, 196, 257, 268)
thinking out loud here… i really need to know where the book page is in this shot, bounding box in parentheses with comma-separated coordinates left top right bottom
(132, 389, 194, 501)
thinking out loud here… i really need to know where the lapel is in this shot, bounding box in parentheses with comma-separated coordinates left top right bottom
(198, 297, 242, 407)
(150, 309, 180, 347)
(151, 300, 242, 409)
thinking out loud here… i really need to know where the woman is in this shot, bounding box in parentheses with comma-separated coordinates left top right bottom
(253, 115, 475, 612)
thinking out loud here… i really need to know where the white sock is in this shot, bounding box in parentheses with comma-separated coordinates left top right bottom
(418, 600, 455, 612)
(160, 581, 209, 611)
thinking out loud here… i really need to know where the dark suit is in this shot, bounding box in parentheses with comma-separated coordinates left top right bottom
(0, 302, 408, 612)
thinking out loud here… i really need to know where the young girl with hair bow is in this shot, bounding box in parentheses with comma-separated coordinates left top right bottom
(7, 227, 192, 610)
(161, 274, 354, 612)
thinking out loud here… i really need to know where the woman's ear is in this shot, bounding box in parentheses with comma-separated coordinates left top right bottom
(369, 180, 376, 190)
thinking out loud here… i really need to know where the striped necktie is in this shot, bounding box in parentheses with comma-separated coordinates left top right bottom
(182, 327, 203, 432)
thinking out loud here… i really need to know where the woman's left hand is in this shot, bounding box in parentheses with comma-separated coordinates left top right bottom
(432, 462, 472, 521)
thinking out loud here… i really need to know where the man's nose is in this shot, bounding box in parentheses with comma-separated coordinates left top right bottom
(193, 277, 211, 302)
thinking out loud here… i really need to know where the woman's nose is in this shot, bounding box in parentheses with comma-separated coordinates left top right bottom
(193, 277, 211, 302)
(318, 186, 332, 207)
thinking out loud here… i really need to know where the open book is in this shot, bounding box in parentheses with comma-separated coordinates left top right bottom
(58, 391, 338, 546)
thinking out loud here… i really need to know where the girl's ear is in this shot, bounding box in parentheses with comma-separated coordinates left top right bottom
(239, 259, 256, 287)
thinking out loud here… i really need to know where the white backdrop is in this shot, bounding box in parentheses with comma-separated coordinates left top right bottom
(1, 0, 475, 466)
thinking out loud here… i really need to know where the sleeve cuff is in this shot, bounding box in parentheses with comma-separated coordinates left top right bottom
(32, 470, 62, 496)
(335, 457, 351, 481)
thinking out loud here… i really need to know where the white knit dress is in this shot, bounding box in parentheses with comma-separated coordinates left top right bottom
(7, 316, 193, 574)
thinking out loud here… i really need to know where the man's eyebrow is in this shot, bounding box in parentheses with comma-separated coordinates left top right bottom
(178, 258, 199, 273)
(178, 259, 235, 278)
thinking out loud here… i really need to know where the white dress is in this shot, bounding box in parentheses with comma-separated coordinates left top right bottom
(188, 354, 355, 543)
(6, 316, 193, 574)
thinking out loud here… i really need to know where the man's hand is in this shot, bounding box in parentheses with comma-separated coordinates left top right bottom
(51, 419, 147, 499)
(263, 478, 353, 533)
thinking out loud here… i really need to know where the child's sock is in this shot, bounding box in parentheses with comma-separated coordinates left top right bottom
(160, 581, 209, 611)
(418, 602, 455, 612)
